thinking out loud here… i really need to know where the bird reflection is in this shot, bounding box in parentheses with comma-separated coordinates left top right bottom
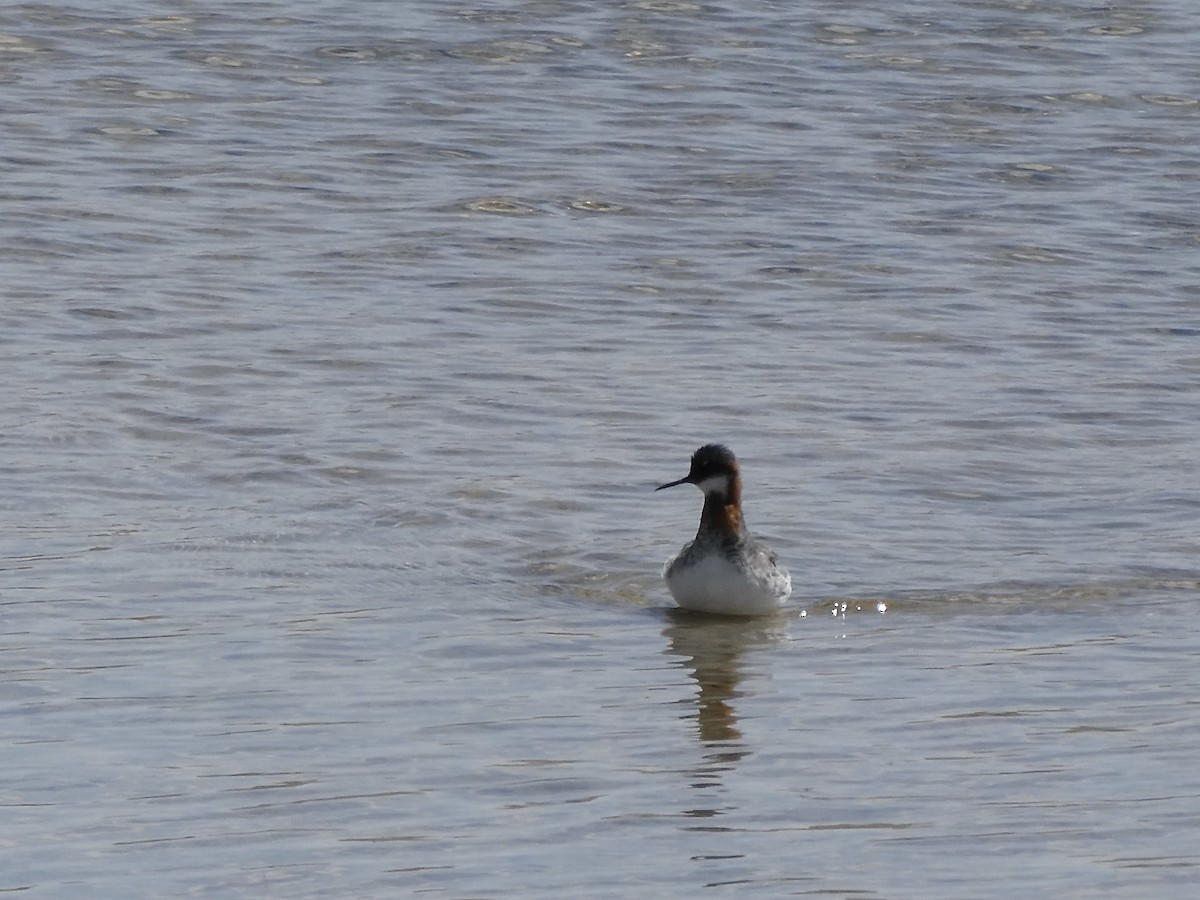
(663, 610, 786, 750)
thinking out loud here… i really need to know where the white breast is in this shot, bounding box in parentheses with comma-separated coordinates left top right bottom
(663, 552, 791, 616)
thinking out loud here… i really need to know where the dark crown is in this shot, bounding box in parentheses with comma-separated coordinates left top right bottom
(689, 443, 738, 479)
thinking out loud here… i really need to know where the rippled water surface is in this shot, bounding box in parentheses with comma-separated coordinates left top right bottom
(3, 0, 1200, 896)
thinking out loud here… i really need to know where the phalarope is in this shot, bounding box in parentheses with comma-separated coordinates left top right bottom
(656, 444, 792, 616)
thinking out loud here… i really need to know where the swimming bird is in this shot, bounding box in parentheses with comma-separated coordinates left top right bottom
(656, 444, 792, 616)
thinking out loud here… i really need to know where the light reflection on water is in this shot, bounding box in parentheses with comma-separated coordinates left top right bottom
(665, 610, 789, 747)
(3, 0, 1200, 896)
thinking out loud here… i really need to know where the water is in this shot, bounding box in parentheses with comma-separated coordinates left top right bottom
(3, 0, 1199, 896)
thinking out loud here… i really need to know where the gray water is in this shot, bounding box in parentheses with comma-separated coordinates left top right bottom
(3, 1, 1200, 896)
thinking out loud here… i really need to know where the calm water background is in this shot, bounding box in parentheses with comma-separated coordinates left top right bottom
(3, 0, 1199, 896)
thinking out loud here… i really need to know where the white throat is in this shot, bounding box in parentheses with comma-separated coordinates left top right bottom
(695, 473, 731, 496)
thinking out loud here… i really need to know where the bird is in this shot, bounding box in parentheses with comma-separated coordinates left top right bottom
(656, 444, 792, 616)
